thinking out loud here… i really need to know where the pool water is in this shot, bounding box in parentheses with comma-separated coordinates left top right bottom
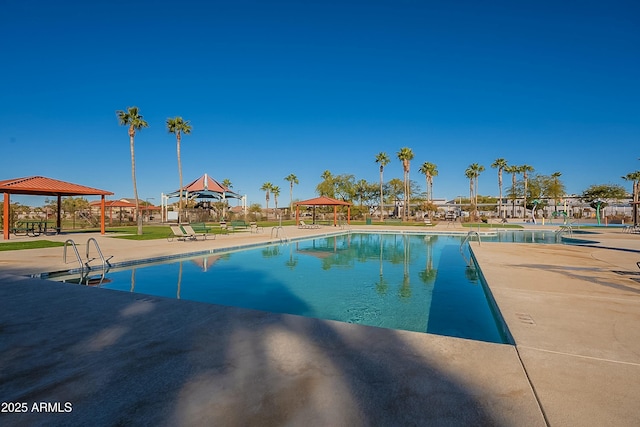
(65, 233, 516, 344)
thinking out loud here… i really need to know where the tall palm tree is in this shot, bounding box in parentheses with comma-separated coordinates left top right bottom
(622, 171, 640, 226)
(504, 165, 519, 218)
(222, 178, 232, 189)
(375, 152, 390, 219)
(520, 164, 534, 220)
(465, 167, 475, 217)
(418, 161, 438, 209)
(466, 163, 484, 218)
(550, 172, 562, 212)
(260, 182, 273, 219)
(166, 116, 192, 223)
(491, 158, 508, 219)
(396, 147, 414, 221)
(284, 173, 299, 215)
(271, 185, 281, 217)
(116, 106, 148, 235)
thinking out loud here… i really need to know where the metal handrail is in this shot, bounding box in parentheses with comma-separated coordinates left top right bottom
(461, 231, 481, 248)
(85, 238, 113, 270)
(271, 226, 289, 243)
(63, 239, 84, 271)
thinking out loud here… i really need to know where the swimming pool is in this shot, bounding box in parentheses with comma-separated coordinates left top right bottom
(47, 232, 521, 344)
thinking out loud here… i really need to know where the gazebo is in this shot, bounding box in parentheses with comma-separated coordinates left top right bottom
(294, 196, 352, 227)
(1, 176, 113, 240)
(166, 173, 241, 201)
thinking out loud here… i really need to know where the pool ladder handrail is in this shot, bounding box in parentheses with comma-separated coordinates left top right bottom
(461, 231, 481, 249)
(555, 225, 573, 236)
(86, 237, 113, 270)
(64, 238, 113, 271)
(63, 239, 85, 271)
(271, 226, 289, 243)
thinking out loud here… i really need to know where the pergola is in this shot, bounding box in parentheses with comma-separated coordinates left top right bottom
(1, 176, 113, 240)
(294, 196, 352, 226)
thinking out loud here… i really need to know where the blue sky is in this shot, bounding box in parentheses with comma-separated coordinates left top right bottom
(2, 0, 639, 208)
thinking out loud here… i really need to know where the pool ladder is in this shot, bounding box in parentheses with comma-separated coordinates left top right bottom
(64, 238, 113, 271)
(271, 226, 289, 243)
(555, 225, 573, 236)
(461, 231, 481, 248)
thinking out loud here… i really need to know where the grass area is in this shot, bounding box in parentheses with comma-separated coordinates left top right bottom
(462, 223, 523, 229)
(0, 240, 65, 251)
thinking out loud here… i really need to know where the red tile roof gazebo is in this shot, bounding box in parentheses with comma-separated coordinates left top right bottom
(294, 196, 352, 227)
(1, 176, 113, 240)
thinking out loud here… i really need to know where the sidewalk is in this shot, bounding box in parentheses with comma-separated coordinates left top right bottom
(1, 224, 639, 426)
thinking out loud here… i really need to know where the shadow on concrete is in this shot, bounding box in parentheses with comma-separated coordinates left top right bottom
(0, 275, 511, 426)
(509, 263, 640, 295)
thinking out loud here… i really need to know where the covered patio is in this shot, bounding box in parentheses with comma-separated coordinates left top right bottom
(1, 176, 113, 240)
(294, 196, 352, 227)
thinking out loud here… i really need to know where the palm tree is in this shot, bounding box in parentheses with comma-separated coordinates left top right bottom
(116, 106, 149, 235)
(375, 152, 390, 219)
(520, 164, 535, 220)
(166, 117, 192, 223)
(271, 185, 281, 217)
(284, 173, 299, 216)
(622, 171, 640, 226)
(491, 158, 508, 219)
(466, 163, 484, 219)
(222, 178, 232, 189)
(260, 182, 273, 219)
(418, 162, 438, 217)
(396, 147, 414, 221)
(549, 172, 562, 212)
(465, 167, 475, 217)
(504, 165, 519, 218)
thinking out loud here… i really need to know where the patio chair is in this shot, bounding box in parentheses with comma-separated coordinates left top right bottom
(299, 220, 319, 229)
(182, 224, 212, 241)
(168, 225, 196, 242)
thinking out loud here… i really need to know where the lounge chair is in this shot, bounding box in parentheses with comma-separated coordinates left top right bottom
(299, 220, 320, 229)
(182, 224, 212, 240)
(168, 225, 196, 242)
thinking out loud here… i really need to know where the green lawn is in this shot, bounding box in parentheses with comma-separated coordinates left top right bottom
(0, 240, 66, 251)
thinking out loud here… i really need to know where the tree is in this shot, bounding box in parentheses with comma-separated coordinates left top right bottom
(520, 164, 534, 220)
(491, 158, 508, 219)
(581, 183, 627, 224)
(116, 106, 149, 235)
(222, 178, 232, 189)
(260, 182, 273, 219)
(418, 162, 438, 218)
(466, 163, 484, 218)
(272, 185, 281, 216)
(375, 152, 390, 219)
(166, 116, 192, 223)
(464, 167, 475, 218)
(316, 170, 335, 198)
(504, 165, 520, 217)
(622, 171, 640, 226)
(396, 147, 414, 221)
(547, 172, 565, 212)
(284, 173, 299, 215)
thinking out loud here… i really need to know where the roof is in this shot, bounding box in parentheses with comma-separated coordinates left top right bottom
(0, 176, 113, 197)
(167, 173, 241, 200)
(294, 196, 352, 206)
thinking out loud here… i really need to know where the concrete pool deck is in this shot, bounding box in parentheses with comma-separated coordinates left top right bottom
(1, 224, 639, 426)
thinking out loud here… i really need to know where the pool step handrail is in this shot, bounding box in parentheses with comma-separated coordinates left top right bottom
(63, 239, 85, 271)
(85, 237, 113, 270)
(461, 231, 481, 248)
(271, 226, 289, 243)
(555, 225, 573, 236)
